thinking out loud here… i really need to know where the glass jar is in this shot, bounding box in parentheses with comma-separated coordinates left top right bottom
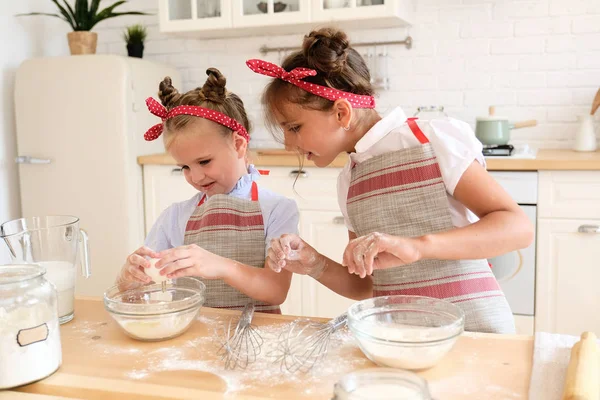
(0, 264, 62, 389)
(414, 106, 447, 121)
(332, 368, 433, 400)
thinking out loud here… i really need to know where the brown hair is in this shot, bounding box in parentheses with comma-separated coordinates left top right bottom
(158, 68, 251, 148)
(262, 27, 375, 142)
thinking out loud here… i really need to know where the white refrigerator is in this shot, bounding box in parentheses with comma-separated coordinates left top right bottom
(13, 55, 181, 296)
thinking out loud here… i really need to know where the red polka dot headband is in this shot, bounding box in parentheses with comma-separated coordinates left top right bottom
(144, 97, 250, 142)
(246, 59, 375, 109)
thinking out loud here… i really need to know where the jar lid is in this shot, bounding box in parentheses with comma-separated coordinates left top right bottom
(0, 264, 45, 284)
(333, 368, 432, 400)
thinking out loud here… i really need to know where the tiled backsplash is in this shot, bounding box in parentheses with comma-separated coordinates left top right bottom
(98, 0, 600, 149)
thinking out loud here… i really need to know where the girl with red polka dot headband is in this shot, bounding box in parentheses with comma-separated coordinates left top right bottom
(117, 68, 299, 314)
(252, 27, 533, 333)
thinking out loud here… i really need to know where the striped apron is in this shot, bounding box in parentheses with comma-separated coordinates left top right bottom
(183, 181, 280, 314)
(346, 118, 515, 333)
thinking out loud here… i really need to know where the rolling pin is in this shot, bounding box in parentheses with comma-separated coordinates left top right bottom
(561, 332, 599, 400)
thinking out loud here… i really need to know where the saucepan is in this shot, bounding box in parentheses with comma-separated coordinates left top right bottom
(475, 106, 537, 146)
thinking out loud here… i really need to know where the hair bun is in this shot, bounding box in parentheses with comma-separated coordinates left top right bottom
(158, 77, 181, 107)
(302, 28, 350, 76)
(200, 68, 227, 104)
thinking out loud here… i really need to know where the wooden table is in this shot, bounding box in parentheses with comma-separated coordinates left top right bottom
(12, 298, 533, 399)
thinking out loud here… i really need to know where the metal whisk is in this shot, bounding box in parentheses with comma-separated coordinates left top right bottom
(272, 312, 348, 373)
(217, 303, 264, 370)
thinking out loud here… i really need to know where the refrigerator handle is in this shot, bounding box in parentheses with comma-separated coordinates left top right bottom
(15, 156, 52, 164)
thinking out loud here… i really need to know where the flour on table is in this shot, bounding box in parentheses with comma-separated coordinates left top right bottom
(126, 317, 365, 397)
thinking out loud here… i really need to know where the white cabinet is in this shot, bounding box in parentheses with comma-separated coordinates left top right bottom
(142, 165, 196, 235)
(535, 171, 600, 336)
(159, 0, 412, 37)
(298, 211, 356, 318)
(232, 0, 311, 28)
(159, 0, 232, 33)
(258, 166, 355, 318)
(536, 218, 600, 336)
(312, 0, 412, 28)
(538, 171, 600, 219)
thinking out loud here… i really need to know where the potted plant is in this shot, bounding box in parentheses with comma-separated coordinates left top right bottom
(123, 24, 147, 58)
(18, 0, 151, 55)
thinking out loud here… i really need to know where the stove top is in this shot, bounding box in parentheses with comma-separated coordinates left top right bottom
(482, 144, 514, 156)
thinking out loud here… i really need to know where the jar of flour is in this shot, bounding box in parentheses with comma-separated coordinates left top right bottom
(0, 264, 62, 389)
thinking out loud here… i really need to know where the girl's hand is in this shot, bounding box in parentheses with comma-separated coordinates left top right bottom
(117, 246, 159, 290)
(343, 233, 422, 278)
(267, 234, 328, 279)
(155, 244, 228, 280)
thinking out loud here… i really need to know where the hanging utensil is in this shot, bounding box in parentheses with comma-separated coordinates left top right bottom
(590, 88, 600, 116)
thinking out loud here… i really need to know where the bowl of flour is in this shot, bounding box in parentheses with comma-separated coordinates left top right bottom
(347, 295, 464, 370)
(103, 278, 205, 341)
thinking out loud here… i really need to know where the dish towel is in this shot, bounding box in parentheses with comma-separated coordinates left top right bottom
(529, 332, 600, 400)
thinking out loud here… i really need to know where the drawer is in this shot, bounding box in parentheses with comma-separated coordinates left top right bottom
(488, 171, 538, 204)
(538, 171, 600, 219)
(257, 166, 342, 211)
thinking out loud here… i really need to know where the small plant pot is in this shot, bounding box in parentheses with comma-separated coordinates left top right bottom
(127, 43, 144, 58)
(67, 31, 98, 55)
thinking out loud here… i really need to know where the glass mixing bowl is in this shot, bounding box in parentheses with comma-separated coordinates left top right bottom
(347, 295, 464, 370)
(104, 278, 205, 341)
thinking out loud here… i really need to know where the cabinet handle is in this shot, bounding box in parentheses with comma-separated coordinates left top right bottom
(333, 216, 345, 225)
(289, 170, 308, 178)
(171, 168, 183, 175)
(15, 156, 52, 164)
(578, 225, 600, 234)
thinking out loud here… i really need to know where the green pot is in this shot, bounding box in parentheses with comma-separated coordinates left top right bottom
(475, 117, 538, 146)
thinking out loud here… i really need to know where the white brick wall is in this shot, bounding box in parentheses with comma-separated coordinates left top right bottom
(95, 0, 600, 149)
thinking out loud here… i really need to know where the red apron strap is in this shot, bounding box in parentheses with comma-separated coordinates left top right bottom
(406, 117, 429, 144)
(197, 194, 206, 207)
(251, 181, 259, 202)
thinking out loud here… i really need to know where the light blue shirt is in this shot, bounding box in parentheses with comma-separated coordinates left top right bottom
(144, 165, 299, 254)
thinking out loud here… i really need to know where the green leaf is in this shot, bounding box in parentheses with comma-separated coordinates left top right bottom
(50, 0, 77, 30)
(59, 0, 77, 21)
(90, 8, 151, 30)
(16, 12, 64, 19)
(95, 0, 127, 20)
(75, 0, 89, 29)
(15, 12, 72, 28)
(89, 0, 101, 18)
(124, 23, 147, 44)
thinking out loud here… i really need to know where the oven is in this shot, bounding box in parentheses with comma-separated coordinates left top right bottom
(487, 171, 537, 335)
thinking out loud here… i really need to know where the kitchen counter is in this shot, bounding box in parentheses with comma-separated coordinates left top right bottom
(13, 298, 533, 399)
(138, 149, 600, 171)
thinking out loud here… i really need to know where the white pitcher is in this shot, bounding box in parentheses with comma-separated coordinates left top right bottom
(573, 115, 597, 152)
(0, 216, 91, 324)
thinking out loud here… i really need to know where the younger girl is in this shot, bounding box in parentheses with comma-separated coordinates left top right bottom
(249, 28, 533, 331)
(117, 68, 298, 313)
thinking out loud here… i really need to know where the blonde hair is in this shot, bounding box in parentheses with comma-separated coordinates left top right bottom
(157, 68, 251, 148)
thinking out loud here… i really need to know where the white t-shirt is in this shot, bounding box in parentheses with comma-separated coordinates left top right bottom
(337, 107, 486, 232)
